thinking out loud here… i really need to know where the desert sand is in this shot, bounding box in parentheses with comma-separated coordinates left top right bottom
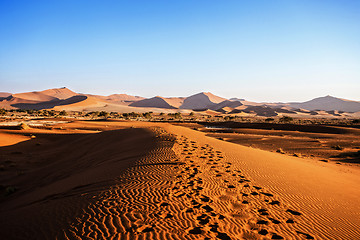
(2, 88, 360, 118)
(1, 120, 360, 239)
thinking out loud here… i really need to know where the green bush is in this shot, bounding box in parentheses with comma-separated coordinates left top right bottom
(352, 119, 360, 124)
(279, 116, 293, 123)
(5, 186, 17, 196)
(59, 110, 67, 116)
(98, 111, 109, 118)
(0, 108, 7, 115)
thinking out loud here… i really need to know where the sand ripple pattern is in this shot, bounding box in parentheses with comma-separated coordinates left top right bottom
(62, 128, 316, 240)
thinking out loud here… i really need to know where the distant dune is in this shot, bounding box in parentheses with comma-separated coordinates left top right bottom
(106, 93, 145, 102)
(130, 96, 185, 109)
(10, 96, 87, 110)
(180, 92, 227, 109)
(1, 87, 359, 117)
(210, 100, 243, 111)
(11, 92, 58, 102)
(289, 95, 360, 112)
(40, 87, 78, 100)
(0, 92, 12, 98)
(0, 87, 78, 109)
(86, 93, 145, 104)
(52, 95, 108, 111)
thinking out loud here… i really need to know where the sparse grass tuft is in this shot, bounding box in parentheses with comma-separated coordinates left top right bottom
(332, 145, 343, 150)
(276, 148, 285, 154)
(5, 186, 17, 196)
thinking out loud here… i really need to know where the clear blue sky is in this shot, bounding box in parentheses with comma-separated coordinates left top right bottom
(0, 0, 359, 101)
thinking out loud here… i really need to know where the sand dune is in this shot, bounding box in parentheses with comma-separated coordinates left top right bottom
(289, 95, 360, 112)
(1, 121, 359, 239)
(1, 88, 359, 117)
(0, 126, 157, 239)
(210, 100, 243, 111)
(0, 92, 12, 98)
(130, 96, 184, 109)
(11, 92, 57, 102)
(53, 96, 188, 113)
(40, 87, 78, 100)
(0, 87, 78, 110)
(85, 94, 144, 104)
(106, 94, 145, 102)
(180, 92, 227, 110)
(9, 95, 87, 110)
(52, 95, 108, 111)
(0, 132, 30, 147)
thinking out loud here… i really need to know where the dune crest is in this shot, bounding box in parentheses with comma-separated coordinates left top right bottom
(180, 92, 227, 110)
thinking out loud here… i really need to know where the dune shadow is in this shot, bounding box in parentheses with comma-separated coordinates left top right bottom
(201, 122, 360, 135)
(330, 151, 360, 164)
(11, 95, 87, 110)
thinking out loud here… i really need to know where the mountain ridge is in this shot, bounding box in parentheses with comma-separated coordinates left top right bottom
(1, 87, 359, 116)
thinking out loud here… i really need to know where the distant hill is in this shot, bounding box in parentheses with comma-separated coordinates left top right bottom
(289, 95, 360, 112)
(130, 96, 184, 109)
(106, 94, 145, 102)
(229, 97, 245, 101)
(1, 88, 359, 118)
(0, 92, 12, 98)
(87, 94, 145, 103)
(0, 87, 78, 109)
(210, 100, 243, 111)
(40, 87, 78, 100)
(11, 95, 88, 110)
(0, 87, 146, 111)
(180, 92, 226, 110)
(11, 92, 58, 102)
(130, 92, 226, 110)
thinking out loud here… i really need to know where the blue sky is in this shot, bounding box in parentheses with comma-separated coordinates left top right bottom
(0, 0, 359, 101)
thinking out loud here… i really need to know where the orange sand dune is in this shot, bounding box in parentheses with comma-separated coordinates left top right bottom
(0, 121, 359, 239)
(180, 92, 227, 109)
(40, 87, 78, 100)
(11, 92, 57, 102)
(0, 132, 30, 147)
(52, 95, 116, 111)
(0, 92, 11, 98)
(130, 96, 185, 109)
(52, 97, 190, 113)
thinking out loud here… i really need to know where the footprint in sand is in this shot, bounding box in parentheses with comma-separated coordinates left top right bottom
(269, 200, 280, 205)
(286, 219, 295, 223)
(196, 213, 210, 225)
(187, 227, 202, 234)
(258, 208, 269, 216)
(296, 231, 314, 239)
(258, 229, 269, 235)
(257, 219, 269, 224)
(158, 202, 169, 207)
(268, 217, 281, 224)
(286, 209, 302, 216)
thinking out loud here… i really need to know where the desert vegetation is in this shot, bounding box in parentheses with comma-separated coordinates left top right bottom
(1, 108, 360, 127)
